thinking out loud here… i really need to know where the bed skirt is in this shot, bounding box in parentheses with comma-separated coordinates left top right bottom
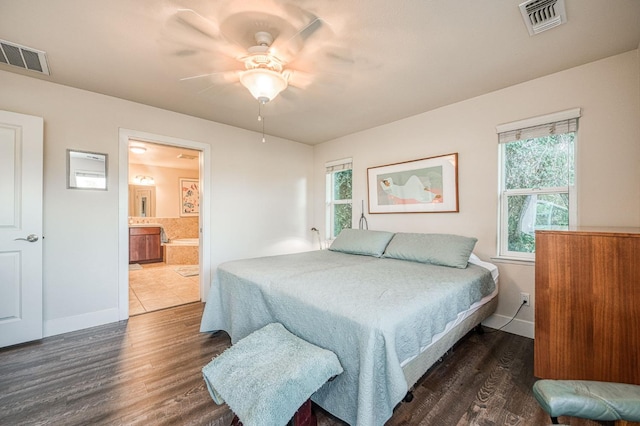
(403, 295, 499, 387)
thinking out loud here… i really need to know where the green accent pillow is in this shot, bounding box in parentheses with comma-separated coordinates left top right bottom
(383, 232, 477, 268)
(329, 229, 395, 257)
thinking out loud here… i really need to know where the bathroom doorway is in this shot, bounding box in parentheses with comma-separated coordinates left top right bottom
(118, 129, 211, 319)
(128, 141, 201, 315)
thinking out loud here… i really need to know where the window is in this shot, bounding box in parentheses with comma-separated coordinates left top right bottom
(74, 171, 106, 189)
(497, 109, 580, 260)
(326, 158, 353, 239)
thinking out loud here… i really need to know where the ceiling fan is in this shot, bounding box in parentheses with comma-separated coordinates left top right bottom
(164, 2, 352, 105)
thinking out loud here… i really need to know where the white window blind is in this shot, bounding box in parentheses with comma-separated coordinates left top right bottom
(325, 158, 352, 173)
(496, 108, 581, 143)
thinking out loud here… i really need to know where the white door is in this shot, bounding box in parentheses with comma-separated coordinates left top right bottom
(0, 110, 44, 347)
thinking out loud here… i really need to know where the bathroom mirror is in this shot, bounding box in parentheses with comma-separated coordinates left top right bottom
(129, 185, 156, 217)
(67, 149, 108, 190)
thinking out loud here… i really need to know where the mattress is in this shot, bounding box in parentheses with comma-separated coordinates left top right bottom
(401, 253, 499, 369)
(200, 250, 498, 425)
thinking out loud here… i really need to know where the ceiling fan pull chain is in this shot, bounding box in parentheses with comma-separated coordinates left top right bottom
(258, 101, 266, 143)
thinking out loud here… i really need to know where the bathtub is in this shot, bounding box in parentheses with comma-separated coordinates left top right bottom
(164, 238, 199, 264)
(169, 238, 199, 246)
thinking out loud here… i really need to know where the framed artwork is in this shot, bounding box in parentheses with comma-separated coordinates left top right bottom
(179, 178, 199, 216)
(367, 153, 458, 213)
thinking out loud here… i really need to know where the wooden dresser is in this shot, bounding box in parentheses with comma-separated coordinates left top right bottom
(534, 227, 640, 385)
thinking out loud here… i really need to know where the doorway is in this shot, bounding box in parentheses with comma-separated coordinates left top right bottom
(118, 129, 211, 320)
(128, 142, 201, 315)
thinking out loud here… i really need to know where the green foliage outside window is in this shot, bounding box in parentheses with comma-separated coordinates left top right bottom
(334, 204, 352, 237)
(333, 169, 352, 200)
(504, 133, 574, 253)
(504, 134, 574, 190)
(333, 169, 352, 236)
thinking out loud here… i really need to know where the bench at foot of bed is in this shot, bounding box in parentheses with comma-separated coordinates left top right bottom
(202, 323, 343, 426)
(230, 399, 315, 426)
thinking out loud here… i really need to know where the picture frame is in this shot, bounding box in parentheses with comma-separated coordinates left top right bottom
(367, 153, 458, 213)
(179, 178, 199, 216)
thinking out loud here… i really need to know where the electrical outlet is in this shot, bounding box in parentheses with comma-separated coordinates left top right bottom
(520, 292, 530, 306)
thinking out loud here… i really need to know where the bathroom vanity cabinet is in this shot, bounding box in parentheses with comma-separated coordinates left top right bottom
(129, 227, 163, 264)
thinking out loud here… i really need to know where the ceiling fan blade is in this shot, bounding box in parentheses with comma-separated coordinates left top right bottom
(175, 9, 221, 41)
(195, 82, 238, 97)
(289, 16, 324, 44)
(284, 69, 315, 90)
(179, 71, 241, 98)
(180, 70, 240, 83)
(163, 9, 246, 59)
(270, 16, 328, 63)
(282, 45, 354, 93)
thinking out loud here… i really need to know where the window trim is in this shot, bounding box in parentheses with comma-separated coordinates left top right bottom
(496, 109, 580, 262)
(498, 187, 575, 261)
(325, 158, 353, 240)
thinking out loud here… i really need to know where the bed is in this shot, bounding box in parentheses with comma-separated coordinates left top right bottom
(200, 230, 499, 426)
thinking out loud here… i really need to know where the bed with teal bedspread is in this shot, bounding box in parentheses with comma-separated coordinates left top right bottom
(200, 231, 497, 426)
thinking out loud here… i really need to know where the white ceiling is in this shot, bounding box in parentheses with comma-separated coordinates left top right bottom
(1, 0, 639, 145)
(129, 141, 200, 171)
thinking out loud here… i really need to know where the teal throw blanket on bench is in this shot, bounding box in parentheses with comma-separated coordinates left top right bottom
(202, 323, 343, 426)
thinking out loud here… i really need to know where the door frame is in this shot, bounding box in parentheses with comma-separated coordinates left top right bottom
(117, 128, 211, 320)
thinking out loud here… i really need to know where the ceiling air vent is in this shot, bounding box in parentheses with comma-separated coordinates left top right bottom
(0, 39, 50, 75)
(519, 0, 567, 36)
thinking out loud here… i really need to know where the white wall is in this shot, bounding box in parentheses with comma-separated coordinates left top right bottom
(312, 50, 640, 338)
(2, 50, 638, 339)
(0, 70, 314, 336)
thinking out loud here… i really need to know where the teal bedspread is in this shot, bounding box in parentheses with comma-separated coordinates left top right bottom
(200, 250, 495, 426)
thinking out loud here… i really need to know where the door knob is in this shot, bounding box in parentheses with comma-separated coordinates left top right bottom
(14, 234, 39, 242)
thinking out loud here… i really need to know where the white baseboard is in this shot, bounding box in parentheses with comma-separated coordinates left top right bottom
(482, 313, 534, 339)
(44, 308, 121, 337)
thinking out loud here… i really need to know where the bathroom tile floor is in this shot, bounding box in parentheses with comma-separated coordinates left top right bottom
(129, 262, 200, 316)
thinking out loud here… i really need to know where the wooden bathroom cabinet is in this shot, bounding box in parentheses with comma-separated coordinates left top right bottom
(129, 226, 163, 264)
(534, 227, 640, 385)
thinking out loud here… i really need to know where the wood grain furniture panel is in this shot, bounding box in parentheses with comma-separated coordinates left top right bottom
(534, 228, 640, 385)
(129, 226, 163, 264)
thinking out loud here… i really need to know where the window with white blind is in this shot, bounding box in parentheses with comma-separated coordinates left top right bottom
(325, 158, 352, 239)
(497, 109, 580, 261)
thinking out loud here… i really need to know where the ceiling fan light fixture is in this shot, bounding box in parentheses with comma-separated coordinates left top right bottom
(240, 68, 288, 103)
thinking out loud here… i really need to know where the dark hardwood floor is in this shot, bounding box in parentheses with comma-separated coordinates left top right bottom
(0, 303, 609, 425)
